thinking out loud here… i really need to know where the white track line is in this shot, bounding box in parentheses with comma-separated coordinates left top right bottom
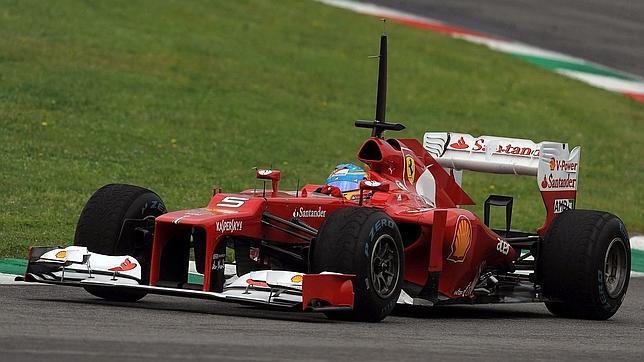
(629, 236, 644, 250)
(456, 34, 582, 63)
(556, 70, 644, 94)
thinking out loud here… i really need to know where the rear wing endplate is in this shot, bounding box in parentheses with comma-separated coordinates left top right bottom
(423, 132, 580, 234)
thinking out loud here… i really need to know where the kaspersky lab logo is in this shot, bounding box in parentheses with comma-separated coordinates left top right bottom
(216, 219, 243, 233)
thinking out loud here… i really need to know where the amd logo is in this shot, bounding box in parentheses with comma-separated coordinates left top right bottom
(554, 199, 575, 214)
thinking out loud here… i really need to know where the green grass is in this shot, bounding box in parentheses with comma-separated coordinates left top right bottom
(1, 0, 642, 258)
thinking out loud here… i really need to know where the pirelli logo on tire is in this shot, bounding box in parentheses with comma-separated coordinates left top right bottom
(447, 216, 472, 263)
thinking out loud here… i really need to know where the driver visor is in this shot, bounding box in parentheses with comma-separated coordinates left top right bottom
(327, 180, 361, 193)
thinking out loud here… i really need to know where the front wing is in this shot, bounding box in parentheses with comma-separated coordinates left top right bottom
(25, 246, 355, 312)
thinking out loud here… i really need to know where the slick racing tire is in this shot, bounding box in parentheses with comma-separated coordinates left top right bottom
(539, 209, 630, 320)
(74, 184, 167, 302)
(311, 208, 404, 322)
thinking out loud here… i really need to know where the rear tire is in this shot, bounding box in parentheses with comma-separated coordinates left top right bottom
(311, 208, 404, 322)
(539, 209, 630, 320)
(74, 184, 166, 302)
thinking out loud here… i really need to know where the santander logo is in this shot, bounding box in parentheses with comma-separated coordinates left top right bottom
(108, 258, 137, 272)
(450, 137, 469, 149)
(449, 136, 540, 158)
(292, 207, 326, 218)
(541, 174, 577, 190)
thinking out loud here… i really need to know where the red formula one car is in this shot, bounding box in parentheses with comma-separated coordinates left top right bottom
(25, 35, 631, 322)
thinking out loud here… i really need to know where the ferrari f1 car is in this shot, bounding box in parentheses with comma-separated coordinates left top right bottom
(25, 35, 630, 322)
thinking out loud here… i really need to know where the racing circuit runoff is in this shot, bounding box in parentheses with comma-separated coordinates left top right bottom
(22, 34, 631, 324)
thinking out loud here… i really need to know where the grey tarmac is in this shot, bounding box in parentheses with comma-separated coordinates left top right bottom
(0, 279, 643, 361)
(360, 0, 644, 77)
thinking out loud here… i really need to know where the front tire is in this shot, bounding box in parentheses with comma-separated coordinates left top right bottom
(311, 208, 404, 322)
(539, 209, 630, 320)
(73, 184, 166, 302)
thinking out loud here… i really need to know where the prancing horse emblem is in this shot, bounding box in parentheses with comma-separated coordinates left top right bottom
(405, 155, 415, 184)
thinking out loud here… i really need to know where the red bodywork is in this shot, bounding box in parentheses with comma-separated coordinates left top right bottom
(149, 136, 519, 301)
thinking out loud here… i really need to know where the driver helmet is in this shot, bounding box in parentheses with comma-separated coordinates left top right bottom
(325, 163, 367, 199)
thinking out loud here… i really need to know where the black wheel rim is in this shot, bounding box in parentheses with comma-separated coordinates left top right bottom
(370, 234, 400, 299)
(604, 237, 628, 298)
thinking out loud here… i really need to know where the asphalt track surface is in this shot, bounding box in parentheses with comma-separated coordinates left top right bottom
(361, 0, 644, 77)
(1, 279, 643, 361)
(2, 4, 643, 361)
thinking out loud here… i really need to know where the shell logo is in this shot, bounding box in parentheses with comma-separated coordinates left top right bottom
(55, 250, 67, 259)
(291, 275, 303, 283)
(405, 155, 415, 184)
(549, 157, 556, 171)
(447, 216, 472, 263)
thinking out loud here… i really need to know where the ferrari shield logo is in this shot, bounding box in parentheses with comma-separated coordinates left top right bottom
(405, 155, 415, 184)
(447, 216, 472, 263)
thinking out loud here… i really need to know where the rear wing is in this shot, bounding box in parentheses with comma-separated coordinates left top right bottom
(423, 132, 580, 234)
